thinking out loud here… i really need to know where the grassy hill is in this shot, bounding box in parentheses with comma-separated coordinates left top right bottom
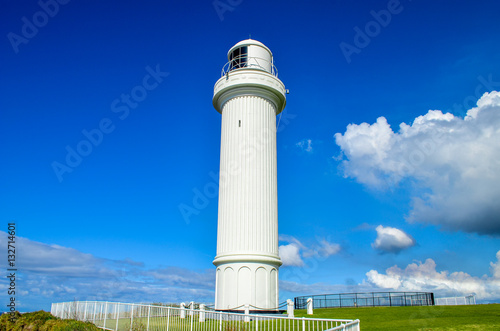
(294, 304, 500, 330)
(0, 310, 100, 331)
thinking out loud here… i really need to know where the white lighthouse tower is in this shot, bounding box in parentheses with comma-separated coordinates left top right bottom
(212, 39, 286, 311)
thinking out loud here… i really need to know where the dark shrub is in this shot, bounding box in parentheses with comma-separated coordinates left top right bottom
(0, 311, 99, 331)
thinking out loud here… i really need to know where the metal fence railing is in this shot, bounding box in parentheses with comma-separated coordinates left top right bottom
(51, 301, 360, 331)
(435, 294, 476, 306)
(295, 292, 434, 309)
(220, 55, 279, 77)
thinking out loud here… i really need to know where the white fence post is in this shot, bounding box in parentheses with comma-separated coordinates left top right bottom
(307, 298, 313, 315)
(244, 304, 250, 323)
(130, 304, 134, 330)
(166, 307, 170, 331)
(189, 301, 194, 316)
(190, 302, 194, 331)
(103, 302, 108, 329)
(100, 303, 104, 326)
(287, 299, 294, 318)
(180, 302, 186, 319)
(199, 304, 205, 322)
(115, 304, 120, 331)
(147, 305, 151, 331)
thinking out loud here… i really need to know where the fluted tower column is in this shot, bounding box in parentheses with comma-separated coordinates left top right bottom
(212, 39, 286, 311)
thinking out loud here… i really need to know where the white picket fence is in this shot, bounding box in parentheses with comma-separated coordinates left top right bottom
(435, 294, 476, 306)
(51, 301, 360, 331)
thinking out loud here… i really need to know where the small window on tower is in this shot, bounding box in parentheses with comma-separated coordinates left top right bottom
(230, 47, 248, 70)
(240, 46, 248, 66)
(239, 120, 241, 127)
(230, 48, 240, 69)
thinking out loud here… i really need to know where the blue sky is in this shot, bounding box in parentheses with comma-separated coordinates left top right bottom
(1, 0, 500, 312)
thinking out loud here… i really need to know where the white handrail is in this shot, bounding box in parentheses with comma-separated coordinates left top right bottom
(220, 55, 278, 77)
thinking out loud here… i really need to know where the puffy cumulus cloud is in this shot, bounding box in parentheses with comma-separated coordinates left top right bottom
(0, 232, 214, 311)
(279, 243, 304, 267)
(372, 225, 416, 254)
(366, 250, 500, 300)
(335, 91, 500, 235)
(279, 235, 341, 267)
(491, 250, 500, 279)
(296, 139, 313, 153)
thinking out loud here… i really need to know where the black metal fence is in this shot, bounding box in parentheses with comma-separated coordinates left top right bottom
(294, 292, 434, 309)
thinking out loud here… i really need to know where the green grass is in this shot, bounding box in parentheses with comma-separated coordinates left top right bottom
(85, 304, 500, 331)
(294, 304, 500, 330)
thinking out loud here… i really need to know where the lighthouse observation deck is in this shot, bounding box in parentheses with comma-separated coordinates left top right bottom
(220, 39, 279, 77)
(213, 40, 286, 115)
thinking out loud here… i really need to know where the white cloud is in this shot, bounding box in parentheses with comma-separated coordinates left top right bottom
(279, 235, 341, 267)
(372, 225, 416, 253)
(296, 139, 313, 153)
(335, 91, 500, 235)
(278, 234, 306, 248)
(318, 240, 341, 257)
(366, 250, 500, 300)
(279, 243, 304, 267)
(491, 250, 500, 279)
(0, 231, 110, 277)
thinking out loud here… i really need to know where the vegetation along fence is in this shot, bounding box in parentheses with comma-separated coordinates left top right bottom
(51, 301, 360, 331)
(295, 292, 434, 309)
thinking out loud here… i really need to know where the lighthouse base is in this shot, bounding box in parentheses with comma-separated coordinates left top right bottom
(214, 257, 280, 311)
